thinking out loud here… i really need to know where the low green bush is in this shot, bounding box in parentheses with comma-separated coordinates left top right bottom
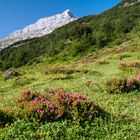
(0, 110, 13, 127)
(105, 73, 140, 93)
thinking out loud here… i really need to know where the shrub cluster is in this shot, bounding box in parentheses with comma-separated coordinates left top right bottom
(105, 73, 140, 93)
(45, 66, 88, 75)
(16, 89, 101, 121)
(119, 61, 140, 70)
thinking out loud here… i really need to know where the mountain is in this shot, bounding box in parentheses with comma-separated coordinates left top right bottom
(0, 10, 77, 49)
(1, 1, 140, 138)
(1, 0, 140, 69)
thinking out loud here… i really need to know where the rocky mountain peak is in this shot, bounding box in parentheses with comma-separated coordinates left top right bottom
(121, 0, 140, 8)
(62, 9, 75, 18)
(0, 10, 78, 50)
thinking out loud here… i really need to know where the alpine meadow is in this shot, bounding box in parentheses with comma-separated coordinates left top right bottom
(0, 0, 140, 139)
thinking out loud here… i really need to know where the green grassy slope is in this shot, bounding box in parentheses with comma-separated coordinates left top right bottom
(0, 0, 140, 139)
(0, 36, 140, 139)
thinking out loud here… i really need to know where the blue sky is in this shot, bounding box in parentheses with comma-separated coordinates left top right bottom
(0, 0, 121, 39)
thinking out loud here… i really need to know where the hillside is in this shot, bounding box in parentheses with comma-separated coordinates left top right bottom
(1, 0, 140, 69)
(0, 0, 140, 139)
(0, 35, 140, 139)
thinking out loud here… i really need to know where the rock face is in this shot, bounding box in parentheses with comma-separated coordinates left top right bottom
(0, 10, 78, 49)
(121, 0, 140, 8)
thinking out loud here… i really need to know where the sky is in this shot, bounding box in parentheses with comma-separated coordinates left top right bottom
(0, 0, 121, 39)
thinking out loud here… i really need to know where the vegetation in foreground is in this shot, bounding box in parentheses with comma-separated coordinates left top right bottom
(0, 36, 140, 139)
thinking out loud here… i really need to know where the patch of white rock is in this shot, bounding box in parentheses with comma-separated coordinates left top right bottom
(121, 0, 140, 8)
(0, 10, 78, 49)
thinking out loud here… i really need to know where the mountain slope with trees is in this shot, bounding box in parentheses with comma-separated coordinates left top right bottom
(0, 0, 140, 70)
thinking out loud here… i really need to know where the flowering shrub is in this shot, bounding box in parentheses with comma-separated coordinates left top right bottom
(45, 66, 88, 75)
(136, 73, 140, 81)
(119, 61, 140, 70)
(105, 74, 140, 93)
(16, 89, 101, 121)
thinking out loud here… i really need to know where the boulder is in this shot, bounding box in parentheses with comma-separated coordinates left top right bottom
(3, 69, 20, 79)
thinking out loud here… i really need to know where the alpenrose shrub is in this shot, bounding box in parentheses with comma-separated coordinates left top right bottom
(45, 66, 88, 75)
(105, 73, 140, 93)
(119, 61, 140, 70)
(16, 89, 102, 121)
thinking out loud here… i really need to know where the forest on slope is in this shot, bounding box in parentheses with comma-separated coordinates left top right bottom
(1, 0, 140, 69)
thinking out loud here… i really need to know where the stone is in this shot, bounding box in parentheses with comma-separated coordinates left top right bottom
(3, 69, 20, 79)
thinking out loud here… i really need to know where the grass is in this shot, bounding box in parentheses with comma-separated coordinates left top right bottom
(0, 37, 140, 139)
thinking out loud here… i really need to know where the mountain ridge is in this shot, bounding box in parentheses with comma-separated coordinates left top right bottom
(121, 0, 140, 7)
(0, 10, 77, 49)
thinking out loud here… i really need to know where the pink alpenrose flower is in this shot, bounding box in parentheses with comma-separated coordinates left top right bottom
(22, 90, 31, 95)
(136, 74, 140, 81)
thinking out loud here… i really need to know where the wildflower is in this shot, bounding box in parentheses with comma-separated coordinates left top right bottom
(40, 110, 45, 114)
(37, 110, 45, 114)
(23, 95, 29, 100)
(34, 97, 40, 101)
(136, 73, 140, 81)
(41, 98, 46, 102)
(127, 78, 133, 85)
(49, 103, 54, 108)
(22, 90, 31, 95)
(50, 109, 55, 113)
(80, 95, 86, 100)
